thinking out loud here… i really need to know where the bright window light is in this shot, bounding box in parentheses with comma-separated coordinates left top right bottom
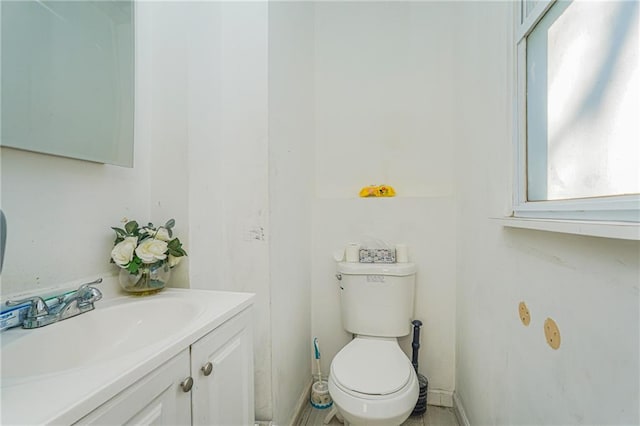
(515, 0, 639, 222)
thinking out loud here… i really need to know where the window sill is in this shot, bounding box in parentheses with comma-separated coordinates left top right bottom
(494, 217, 640, 241)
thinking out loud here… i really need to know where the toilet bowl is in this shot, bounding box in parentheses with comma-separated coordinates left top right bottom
(328, 337, 419, 426)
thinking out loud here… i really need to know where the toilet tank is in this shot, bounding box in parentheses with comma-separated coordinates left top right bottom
(336, 262, 417, 337)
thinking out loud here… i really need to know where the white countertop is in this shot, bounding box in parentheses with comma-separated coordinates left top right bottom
(0, 287, 254, 425)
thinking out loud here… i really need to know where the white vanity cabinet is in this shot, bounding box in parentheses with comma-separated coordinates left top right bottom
(76, 308, 254, 426)
(191, 308, 254, 425)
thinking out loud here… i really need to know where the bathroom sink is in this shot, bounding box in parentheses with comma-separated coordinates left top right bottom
(1, 296, 203, 380)
(1, 286, 255, 426)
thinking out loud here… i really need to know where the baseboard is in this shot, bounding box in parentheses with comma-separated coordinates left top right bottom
(453, 392, 471, 426)
(289, 377, 314, 426)
(426, 389, 454, 408)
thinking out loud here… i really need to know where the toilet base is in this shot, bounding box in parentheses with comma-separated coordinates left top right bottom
(331, 405, 410, 426)
(322, 406, 345, 425)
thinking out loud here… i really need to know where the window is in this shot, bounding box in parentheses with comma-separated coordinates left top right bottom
(514, 0, 639, 222)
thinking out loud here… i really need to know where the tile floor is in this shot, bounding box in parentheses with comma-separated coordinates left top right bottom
(297, 404, 459, 426)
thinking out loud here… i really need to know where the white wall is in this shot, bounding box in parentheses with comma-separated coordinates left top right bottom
(146, 2, 274, 420)
(453, 2, 640, 425)
(145, 3, 316, 423)
(0, 147, 150, 295)
(140, 1, 191, 289)
(268, 3, 315, 424)
(311, 2, 458, 405)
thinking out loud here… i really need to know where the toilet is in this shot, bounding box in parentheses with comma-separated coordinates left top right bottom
(328, 262, 419, 426)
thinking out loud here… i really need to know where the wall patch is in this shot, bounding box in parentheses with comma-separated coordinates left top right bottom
(544, 317, 561, 350)
(518, 301, 531, 326)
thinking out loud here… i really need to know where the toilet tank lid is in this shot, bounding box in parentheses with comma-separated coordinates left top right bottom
(337, 262, 416, 276)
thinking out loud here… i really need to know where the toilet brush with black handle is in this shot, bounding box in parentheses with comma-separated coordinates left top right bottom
(411, 320, 429, 416)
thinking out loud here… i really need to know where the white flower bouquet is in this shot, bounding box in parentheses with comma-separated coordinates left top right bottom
(110, 218, 187, 275)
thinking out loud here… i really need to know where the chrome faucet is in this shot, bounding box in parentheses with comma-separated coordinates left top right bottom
(6, 278, 103, 329)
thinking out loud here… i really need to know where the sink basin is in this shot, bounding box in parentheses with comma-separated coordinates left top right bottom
(1, 296, 203, 380)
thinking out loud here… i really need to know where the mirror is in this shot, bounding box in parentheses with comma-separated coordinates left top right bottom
(1, 1, 134, 167)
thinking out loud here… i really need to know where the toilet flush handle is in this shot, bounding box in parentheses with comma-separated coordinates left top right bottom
(335, 273, 342, 280)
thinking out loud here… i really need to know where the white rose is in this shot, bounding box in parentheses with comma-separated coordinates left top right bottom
(168, 254, 182, 268)
(135, 239, 168, 263)
(154, 227, 171, 242)
(111, 237, 138, 267)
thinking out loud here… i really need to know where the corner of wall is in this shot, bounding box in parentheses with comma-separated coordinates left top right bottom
(453, 392, 471, 426)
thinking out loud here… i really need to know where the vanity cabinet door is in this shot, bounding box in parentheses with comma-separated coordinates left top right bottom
(75, 350, 191, 425)
(191, 309, 254, 426)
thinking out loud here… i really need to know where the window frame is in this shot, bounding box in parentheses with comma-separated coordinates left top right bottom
(512, 0, 640, 224)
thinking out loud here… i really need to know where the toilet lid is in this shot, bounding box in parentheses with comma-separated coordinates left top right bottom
(331, 338, 413, 395)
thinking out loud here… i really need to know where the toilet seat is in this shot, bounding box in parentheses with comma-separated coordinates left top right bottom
(330, 338, 413, 396)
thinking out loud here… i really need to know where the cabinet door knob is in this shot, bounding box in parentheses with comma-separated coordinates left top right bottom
(201, 362, 213, 376)
(180, 376, 193, 392)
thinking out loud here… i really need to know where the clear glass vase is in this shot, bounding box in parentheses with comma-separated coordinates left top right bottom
(118, 263, 171, 295)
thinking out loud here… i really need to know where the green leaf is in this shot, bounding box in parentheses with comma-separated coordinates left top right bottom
(165, 219, 175, 229)
(165, 238, 187, 257)
(111, 227, 127, 237)
(169, 244, 187, 256)
(125, 221, 139, 234)
(126, 256, 142, 274)
(138, 234, 152, 243)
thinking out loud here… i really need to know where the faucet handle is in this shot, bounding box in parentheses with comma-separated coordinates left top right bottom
(71, 278, 102, 297)
(73, 278, 103, 305)
(75, 278, 103, 293)
(6, 296, 50, 318)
